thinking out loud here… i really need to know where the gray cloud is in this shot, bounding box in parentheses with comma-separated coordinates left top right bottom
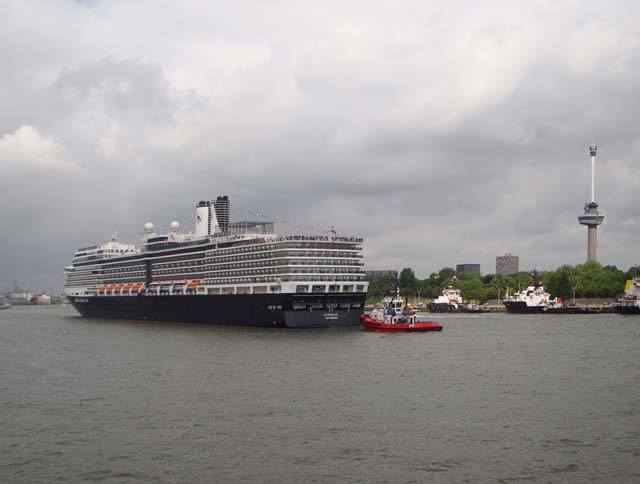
(1, 0, 639, 294)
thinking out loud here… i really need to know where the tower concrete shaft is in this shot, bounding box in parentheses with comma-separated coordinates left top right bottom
(587, 225, 597, 262)
(578, 202, 604, 262)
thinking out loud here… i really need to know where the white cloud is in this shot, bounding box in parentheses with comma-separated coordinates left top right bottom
(0, 125, 78, 172)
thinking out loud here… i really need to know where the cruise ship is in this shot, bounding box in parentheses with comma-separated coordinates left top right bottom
(64, 196, 368, 328)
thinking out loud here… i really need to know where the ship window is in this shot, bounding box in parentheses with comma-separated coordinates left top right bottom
(312, 285, 325, 293)
(342, 285, 353, 292)
(356, 285, 364, 292)
(253, 286, 267, 294)
(295, 285, 308, 293)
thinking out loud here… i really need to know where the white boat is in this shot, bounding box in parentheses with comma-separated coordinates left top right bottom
(427, 276, 465, 312)
(502, 272, 561, 313)
(428, 288, 462, 312)
(615, 277, 640, 314)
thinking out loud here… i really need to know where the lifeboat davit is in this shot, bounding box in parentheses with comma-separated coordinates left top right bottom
(360, 314, 443, 333)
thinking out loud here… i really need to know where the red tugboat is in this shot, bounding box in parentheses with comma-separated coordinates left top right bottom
(361, 288, 442, 333)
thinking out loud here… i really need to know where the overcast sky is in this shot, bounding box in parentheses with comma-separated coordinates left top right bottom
(1, 0, 639, 294)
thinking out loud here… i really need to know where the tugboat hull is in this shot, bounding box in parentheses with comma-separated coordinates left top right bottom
(360, 314, 443, 332)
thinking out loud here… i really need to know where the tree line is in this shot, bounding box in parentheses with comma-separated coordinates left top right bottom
(367, 263, 640, 303)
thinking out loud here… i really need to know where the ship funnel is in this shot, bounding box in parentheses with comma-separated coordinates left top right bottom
(194, 198, 227, 237)
(194, 200, 214, 237)
(213, 195, 230, 233)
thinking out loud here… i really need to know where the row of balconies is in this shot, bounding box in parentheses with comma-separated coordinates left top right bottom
(98, 267, 366, 284)
(203, 275, 366, 285)
(93, 272, 367, 288)
(99, 253, 362, 275)
(205, 240, 361, 256)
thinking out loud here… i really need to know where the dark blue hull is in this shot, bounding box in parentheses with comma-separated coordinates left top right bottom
(68, 293, 366, 328)
(427, 302, 457, 313)
(615, 302, 640, 315)
(503, 301, 547, 313)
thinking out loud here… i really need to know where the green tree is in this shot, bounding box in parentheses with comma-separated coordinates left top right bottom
(366, 274, 395, 300)
(438, 267, 455, 286)
(626, 265, 640, 279)
(420, 273, 441, 298)
(482, 274, 496, 285)
(546, 267, 573, 301)
(459, 277, 487, 303)
(573, 262, 625, 298)
(399, 267, 418, 298)
(542, 262, 625, 299)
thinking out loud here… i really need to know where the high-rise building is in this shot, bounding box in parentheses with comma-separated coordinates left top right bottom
(456, 264, 480, 275)
(496, 253, 519, 275)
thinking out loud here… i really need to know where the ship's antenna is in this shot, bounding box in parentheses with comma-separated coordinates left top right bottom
(231, 202, 337, 235)
(393, 271, 399, 302)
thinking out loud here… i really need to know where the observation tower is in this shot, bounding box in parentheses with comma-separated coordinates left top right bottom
(577, 145, 604, 262)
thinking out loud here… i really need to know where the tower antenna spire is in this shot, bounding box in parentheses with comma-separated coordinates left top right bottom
(590, 144, 596, 202)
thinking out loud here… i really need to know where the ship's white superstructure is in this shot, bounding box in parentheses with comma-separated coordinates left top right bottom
(508, 283, 552, 307)
(433, 285, 463, 307)
(64, 232, 139, 297)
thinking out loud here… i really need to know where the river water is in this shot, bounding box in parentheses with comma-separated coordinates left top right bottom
(1, 305, 638, 483)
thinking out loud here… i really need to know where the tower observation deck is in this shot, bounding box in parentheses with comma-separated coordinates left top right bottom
(577, 145, 604, 262)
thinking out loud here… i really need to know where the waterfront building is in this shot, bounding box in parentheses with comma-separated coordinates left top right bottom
(456, 264, 480, 275)
(8, 292, 33, 304)
(496, 253, 519, 275)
